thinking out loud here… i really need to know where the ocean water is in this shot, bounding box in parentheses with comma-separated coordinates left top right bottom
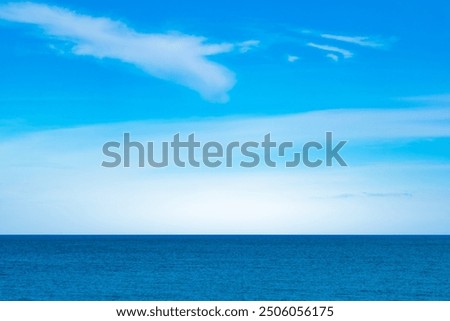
(0, 235, 449, 300)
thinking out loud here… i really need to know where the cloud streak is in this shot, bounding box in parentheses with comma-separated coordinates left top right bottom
(307, 42, 353, 60)
(321, 34, 386, 48)
(322, 192, 413, 199)
(0, 2, 238, 102)
(297, 29, 392, 61)
(326, 53, 339, 62)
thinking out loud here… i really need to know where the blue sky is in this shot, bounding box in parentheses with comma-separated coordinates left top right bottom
(0, 1, 449, 233)
(1, 0, 449, 124)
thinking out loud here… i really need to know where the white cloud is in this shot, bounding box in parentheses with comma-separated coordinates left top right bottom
(401, 94, 450, 106)
(307, 42, 353, 59)
(321, 33, 385, 48)
(237, 40, 260, 53)
(326, 53, 339, 62)
(1, 106, 450, 234)
(296, 30, 392, 61)
(287, 55, 299, 62)
(0, 2, 237, 102)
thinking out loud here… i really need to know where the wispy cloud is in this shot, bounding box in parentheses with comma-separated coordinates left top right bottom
(363, 192, 413, 198)
(237, 40, 260, 53)
(1, 106, 449, 234)
(326, 53, 339, 62)
(307, 42, 353, 60)
(401, 94, 450, 106)
(296, 29, 392, 61)
(0, 2, 242, 102)
(322, 192, 413, 199)
(321, 34, 386, 48)
(287, 55, 299, 63)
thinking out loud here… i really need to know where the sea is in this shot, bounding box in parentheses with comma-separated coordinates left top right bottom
(0, 235, 449, 300)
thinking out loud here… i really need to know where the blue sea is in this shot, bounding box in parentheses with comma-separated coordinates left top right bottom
(0, 235, 449, 300)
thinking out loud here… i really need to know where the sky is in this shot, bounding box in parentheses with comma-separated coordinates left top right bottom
(0, 0, 449, 234)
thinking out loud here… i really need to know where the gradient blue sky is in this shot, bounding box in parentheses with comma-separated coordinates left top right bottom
(0, 1, 449, 233)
